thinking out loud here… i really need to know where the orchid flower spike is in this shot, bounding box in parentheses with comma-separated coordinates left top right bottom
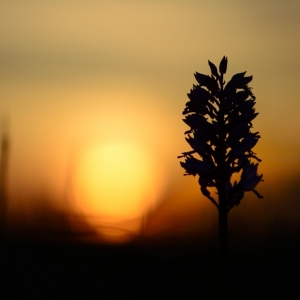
(178, 56, 263, 212)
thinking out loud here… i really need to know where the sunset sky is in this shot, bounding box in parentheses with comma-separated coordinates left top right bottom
(0, 0, 299, 243)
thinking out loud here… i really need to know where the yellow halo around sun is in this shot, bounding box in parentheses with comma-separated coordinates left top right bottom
(69, 83, 173, 242)
(73, 139, 157, 228)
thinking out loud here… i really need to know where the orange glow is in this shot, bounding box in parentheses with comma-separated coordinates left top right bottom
(74, 141, 156, 219)
(66, 83, 172, 242)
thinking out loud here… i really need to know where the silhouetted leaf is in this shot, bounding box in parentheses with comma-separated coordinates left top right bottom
(232, 134, 258, 157)
(241, 162, 259, 180)
(193, 127, 212, 143)
(240, 162, 263, 191)
(239, 99, 256, 112)
(227, 122, 250, 145)
(219, 56, 228, 74)
(231, 72, 247, 81)
(206, 103, 217, 119)
(194, 72, 210, 85)
(199, 177, 218, 207)
(208, 60, 219, 78)
(243, 111, 259, 124)
(194, 72, 218, 93)
(188, 85, 212, 103)
(242, 174, 263, 191)
(228, 189, 244, 208)
(234, 90, 252, 102)
(185, 135, 207, 156)
(180, 156, 213, 176)
(224, 80, 237, 98)
(185, 101, 208, 115)
(230, 72, 253, 88)
(183, 113, 208, 128)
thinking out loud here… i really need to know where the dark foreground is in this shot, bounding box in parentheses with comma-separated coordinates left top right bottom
(0, 235, 298, 299)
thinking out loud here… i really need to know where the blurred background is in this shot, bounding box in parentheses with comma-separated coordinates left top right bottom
(0, 0, 299, 250)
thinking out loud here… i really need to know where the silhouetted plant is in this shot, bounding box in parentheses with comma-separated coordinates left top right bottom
(178, 56, 263, 267)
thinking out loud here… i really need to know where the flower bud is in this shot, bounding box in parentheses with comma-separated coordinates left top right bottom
(219, 56, 228, 74)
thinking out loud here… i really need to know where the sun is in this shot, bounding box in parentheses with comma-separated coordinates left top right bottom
(68, 82, 174, 242)
(73, 139, 157, 226)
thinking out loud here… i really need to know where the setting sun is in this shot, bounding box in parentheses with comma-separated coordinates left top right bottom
(74, 140, 156, 221)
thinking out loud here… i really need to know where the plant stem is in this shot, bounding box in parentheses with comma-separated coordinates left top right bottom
(218, 73, 228, 269)
(219, 204, 228, 269)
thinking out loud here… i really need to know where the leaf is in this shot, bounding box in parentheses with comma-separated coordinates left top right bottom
(200, 185, 217, 206)
(238, 156, 251, 168)
(219, 56, 228, 74)
(240, 162, 263, 191)
(239, 99, 256, 113)
(183, 114, 208, 128)
(194, 72, 217, 90)
(188, 103, 208, 116)
(208, 60, 219, 78)
(252, 189, 264, 199)
(231, 72, 247, 81)
(242, 174, 263, 191)
(206, 102, 217, 119)
(226, 110, 258, 128)
(224, 80, 236, 98)
(234, 90, 252, 103)
(228, 189, 244, 209)
(193, 127, 212, 143)
(187, 85, 211, 103)
(199, 177, 218, 207)
(180, 156, 213, 176)
(228, 134, 258, 160)
(227, 122, 250, 145)
(185, 101, 208, 115)
(243, 111, 259, 124)
(237, 76, 253, 88)
(240, 134, 259, 151)
(185, 135, 207, 156)
(241, 162, 259, 181)
(230, 72, 253, 88)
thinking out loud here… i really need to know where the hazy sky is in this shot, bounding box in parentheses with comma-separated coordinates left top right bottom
(0, 0, 299, 241)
